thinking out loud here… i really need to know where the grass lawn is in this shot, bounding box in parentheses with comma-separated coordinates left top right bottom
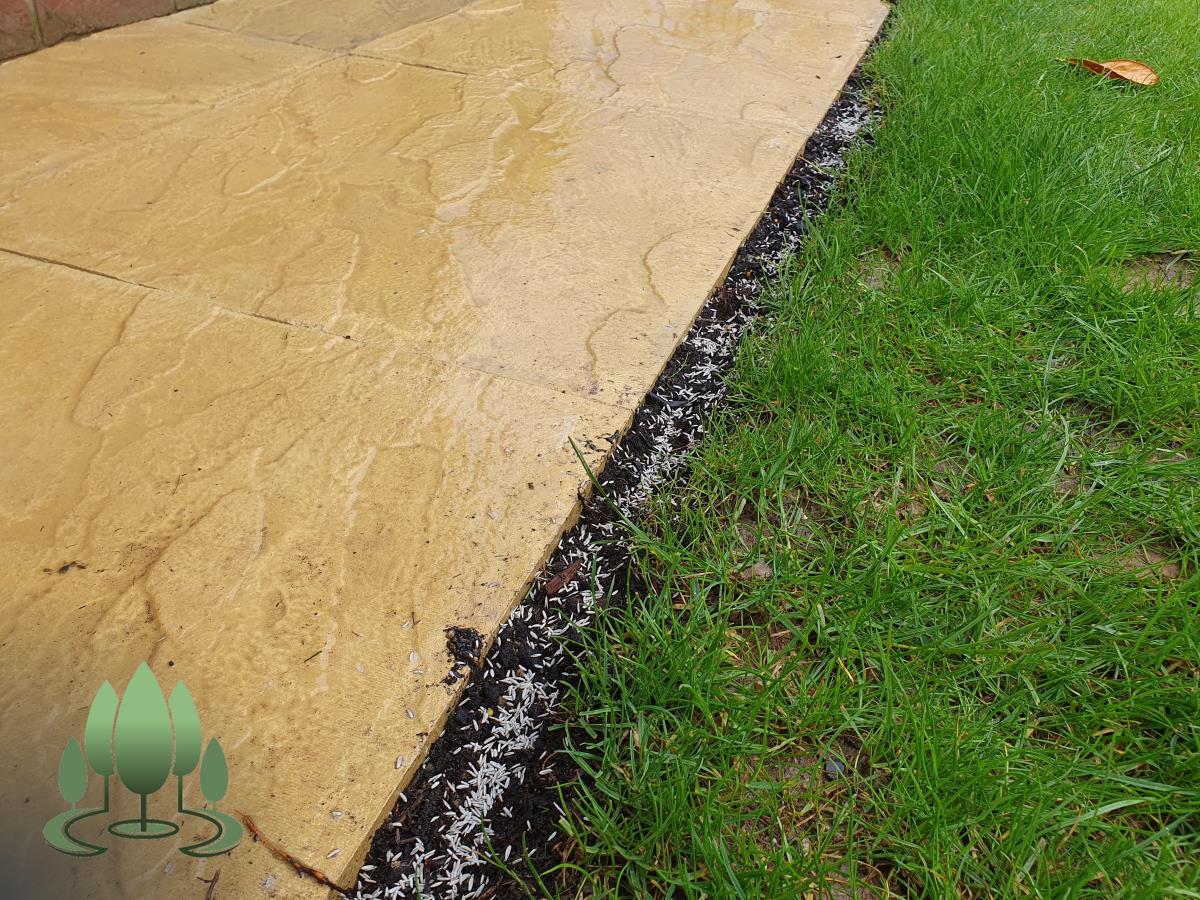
(554, 0, 1200, 896)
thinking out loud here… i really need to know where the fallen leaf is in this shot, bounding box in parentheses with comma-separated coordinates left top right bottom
(1063, 57, 1159, 86)
(1116, 546, 1182, 581)
(544, 559, 583, 595)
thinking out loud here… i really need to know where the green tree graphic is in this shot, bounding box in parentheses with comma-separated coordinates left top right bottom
(112, 663, 174, 834)
(83, 681, 118, 812)
(45, 661, 242, 855)
(199, 738, 229, 807)
(169, 682, 202, 812)
(57, 739, 88, 808)
(180, 737, 242, 857)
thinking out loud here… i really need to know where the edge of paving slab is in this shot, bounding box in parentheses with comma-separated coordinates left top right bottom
(344, 53, 887, 900)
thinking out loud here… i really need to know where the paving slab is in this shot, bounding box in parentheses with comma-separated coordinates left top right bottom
(0, 55, 808, 405)
(356, 0, 881, 130)
(179, 0, 476, 50)
(0, 250, 623, 898)
(0, 0, 888, 897)
(0, 17, 330, 191)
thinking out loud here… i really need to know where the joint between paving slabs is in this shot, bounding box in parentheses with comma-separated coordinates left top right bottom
(0, 246, 372, 344)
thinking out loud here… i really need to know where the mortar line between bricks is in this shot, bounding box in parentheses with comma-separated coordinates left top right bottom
(22, 0, 45, 48)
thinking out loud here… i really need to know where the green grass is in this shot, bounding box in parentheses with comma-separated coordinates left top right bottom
(554, 0, 1200, 896)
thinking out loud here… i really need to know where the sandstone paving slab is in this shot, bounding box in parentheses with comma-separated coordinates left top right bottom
(0, 55, 805, 407)
(697, 0, 890, 22)
(179, 0, 475, 51)
(355, 0, 884, 131)
(0, 18, 330, 192)
(0, 250, 623, 898)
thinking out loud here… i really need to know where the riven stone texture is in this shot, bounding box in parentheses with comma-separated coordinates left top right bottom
(0, 18, 328, 188)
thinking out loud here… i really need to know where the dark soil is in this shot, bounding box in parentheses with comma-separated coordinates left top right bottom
(442, 627, 484, 686)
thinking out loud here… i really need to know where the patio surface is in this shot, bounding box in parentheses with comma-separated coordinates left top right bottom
(0, 0, 886, 896)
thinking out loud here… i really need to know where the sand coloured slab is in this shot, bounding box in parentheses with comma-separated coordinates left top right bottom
(0, 0, 888, 897)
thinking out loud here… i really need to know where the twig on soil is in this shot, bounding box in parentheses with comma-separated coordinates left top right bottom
(196, 870, 220, 900)
(238, 811, 349, 896)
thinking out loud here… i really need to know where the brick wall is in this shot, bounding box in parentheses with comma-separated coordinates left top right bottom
(1, 0, 213, 60)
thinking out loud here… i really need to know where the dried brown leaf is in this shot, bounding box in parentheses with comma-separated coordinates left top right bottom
(1063, 57, 1159, 86)
(544, 559, 583, 595)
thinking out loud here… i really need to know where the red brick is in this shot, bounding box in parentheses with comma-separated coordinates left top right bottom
(34, 0, 174, 46)
(0, 0, 40, 60)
